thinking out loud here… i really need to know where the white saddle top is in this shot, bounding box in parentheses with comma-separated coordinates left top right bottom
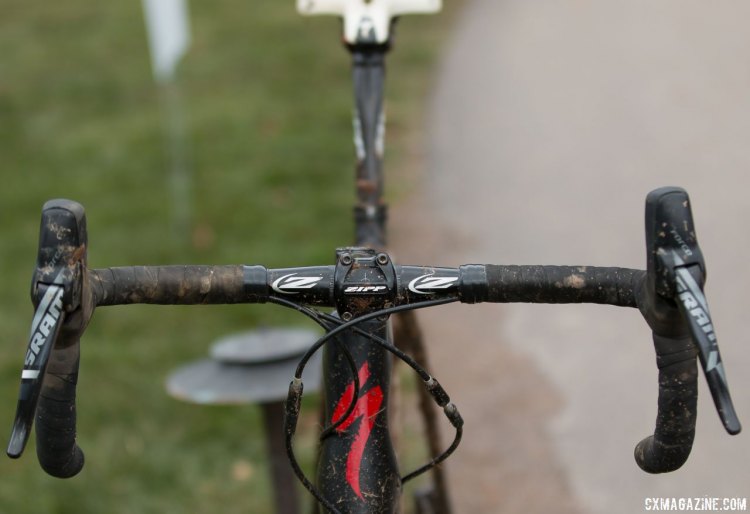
(297, 0, 441, 44)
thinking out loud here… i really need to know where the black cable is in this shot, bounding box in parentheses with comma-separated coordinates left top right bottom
(316, 310, 431, 381)
(279, 297, 455, 438)
(270, 295, 462, 511)
(401, 421, 463, 484)
(269, 296, 358, 513)
(269, 296, 362, 436)
(293, 297, 459, 378)
(285, 427, 343, 514)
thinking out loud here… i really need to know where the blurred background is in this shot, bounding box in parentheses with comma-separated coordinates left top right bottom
(0, 1, 457, 512)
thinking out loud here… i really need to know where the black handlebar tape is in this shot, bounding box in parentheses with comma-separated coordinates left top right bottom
(644, 187, 740, 436)
(30, 199, 87, 478)
(635, 187, 704, 473)
(480, 265, 642, 306)
(634, 333, 698, 473)
(35, 342, 84, 478)
(89, 265, 254, 306)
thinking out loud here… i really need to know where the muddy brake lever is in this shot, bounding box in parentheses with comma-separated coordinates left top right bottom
(7, 199, 89, 478)
(635, 187, 740, 473)
(647, 187, 740, 435)
(7, 283, 67, 458)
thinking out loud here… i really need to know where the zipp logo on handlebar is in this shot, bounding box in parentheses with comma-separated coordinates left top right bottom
(408, 274, 459, 295)
(271, 273, 324, 294)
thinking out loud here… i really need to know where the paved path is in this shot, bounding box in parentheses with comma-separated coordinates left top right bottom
(393, 1, 750, 512)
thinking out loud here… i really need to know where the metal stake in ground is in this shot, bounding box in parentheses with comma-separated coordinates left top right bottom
(167, 328, 322, 514)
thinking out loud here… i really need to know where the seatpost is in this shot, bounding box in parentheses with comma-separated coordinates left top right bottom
(350, 43, 390, 249)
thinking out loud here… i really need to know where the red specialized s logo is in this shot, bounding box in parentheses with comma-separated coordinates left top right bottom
(331, 362, 384, 500)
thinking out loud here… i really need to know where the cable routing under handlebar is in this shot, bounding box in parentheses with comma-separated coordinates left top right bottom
(272, 295, 463, 514)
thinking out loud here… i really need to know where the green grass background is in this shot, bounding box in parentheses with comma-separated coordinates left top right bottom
(0, 1, 461, 512)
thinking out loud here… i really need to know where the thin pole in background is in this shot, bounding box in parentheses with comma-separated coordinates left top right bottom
(142, 0, 192, 241)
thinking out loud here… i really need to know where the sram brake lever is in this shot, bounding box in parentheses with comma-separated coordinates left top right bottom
(7, 199, 87, 460)
(647, 187, 741, 435)
(7, 284, 67, 457)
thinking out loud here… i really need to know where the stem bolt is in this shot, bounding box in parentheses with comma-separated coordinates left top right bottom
(376, 253, 389, 265)
(340, 254, 353, 266)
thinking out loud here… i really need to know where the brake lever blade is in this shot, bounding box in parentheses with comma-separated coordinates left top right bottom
(7, 281, 66, 458)
(667, 252, 741, 435)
